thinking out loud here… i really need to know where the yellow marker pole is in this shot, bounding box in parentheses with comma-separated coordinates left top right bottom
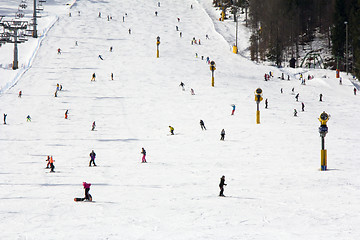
(321, 149, 327, 171)
(233, 45, 238, 54)
(212, 72, 214, 87)
(256, 110, 260, 124)
(157, 48, 159, 58)
(156, 36, 160, 58)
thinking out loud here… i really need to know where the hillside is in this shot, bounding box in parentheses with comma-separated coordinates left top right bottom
(0, 0, 359, 239)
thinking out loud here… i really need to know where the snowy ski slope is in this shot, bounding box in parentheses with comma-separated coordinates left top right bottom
(0, 0, 359, 239)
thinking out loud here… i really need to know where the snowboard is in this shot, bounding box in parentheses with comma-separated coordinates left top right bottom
(74, 194, 92, 202)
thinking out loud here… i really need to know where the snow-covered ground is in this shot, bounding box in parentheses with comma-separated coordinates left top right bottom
(0, 0, 359, 239)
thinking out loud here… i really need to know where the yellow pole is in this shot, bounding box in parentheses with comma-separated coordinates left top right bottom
(157, 49, 159, 58)
(321, 149, 327, 171)
(212, 73, 214, 87)
(256, 110, 260, 124)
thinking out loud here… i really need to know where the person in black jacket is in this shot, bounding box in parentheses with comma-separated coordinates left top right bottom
(200, 120, 206, 130)
(219, 175, 227, 197)
(220, 129, 225, 140)
(89, 150, 97, 166)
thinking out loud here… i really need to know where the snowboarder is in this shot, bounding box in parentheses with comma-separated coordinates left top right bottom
(65, 110, 68, 119)
(231, 104, 236, 115)
(18, 91, 22, 97)
(3, 113, 7, 124)
(200, 120, 206, 130)
(205, 34, 209, 39)
(46, 155, 51, 168)
(294, 109, 298, 117)
(354, 88, 357, 95)
(301, 102, 305, 111)
(295, 93, 299, 101)
(190, 88, 195, 95)
(265, 99, 268, 109)
(89, 150, 96, 166)
(169, 126, 174, 135)
(319, 94, 323, 102)
(111, 73, 114, 80)
(98, 55, 104, 60)
(219, 175, 227, 197)
(26, 115, 31, 122)
(91, 73, 96, 81)
(91, 121, 96, 131)
(220, 129, 225, 141)
(75, 182, 92, 201)
(141, 148, 146, 163)
(179, 82, 185, 91)
(57, 48, 61, 54)
(49, 156, 55, 172)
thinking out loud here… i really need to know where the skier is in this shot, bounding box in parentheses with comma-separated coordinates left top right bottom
(98, 55, 104, 60)
(280, 88, 283, 94)
(206, 34, 209, 39)
(301, 102, 305, 111)
(110, 46, 113, 52)
(169, 126, 174, 135)
(26, 115, 31, 122)
(122, 16, 125, 22)
(180, 32, 182, 38)
(128, 28, 131, 34)
(65, 110, 68, 119)
(176, 26, 178, 31)
(3, 113, 7, 124)
(179, 82, 185, 91)
(54, 90, 58, 97)
(89, 150, 96, 166)
(231, 104, 235, 115)
(75, 41, 78, 46)
(158, 2, 160, 7)
(191, 88, 195, 95)
(98, 12, 101, 18)
(281, 73, 284, 80)
(60, 85, 63, 91)
(57, 48, 61, 54)
(111, 73, 114, 80)
(319, 94, 323, 102)
(219, 175, 227, 197)
(83, 182, 92, 201)
(155, 11, 158, 16)
(354, 88, 357, 95)
(91, 121, 96, 131)
(200, 120, 206, 130)
(49, 156, 55, 172)
(46, 155, 51, 168)
(265, 99, 268, 109)
(18, 91, 22, 97)
(91, 73, 96, 81)
(141, 148, 147, 163)
(295, 93, 299, 101)
(294, 109, 298, 117)
(198, 39, 201, 45)
(191, 4, 193, 9)
(287, 75, 290, 80)
(177, 17, 180, 22)
(220, 129, 225, 141)
(292, 87, 294, 93)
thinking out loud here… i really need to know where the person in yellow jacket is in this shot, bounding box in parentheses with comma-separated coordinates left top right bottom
(169, 126, 174, 135)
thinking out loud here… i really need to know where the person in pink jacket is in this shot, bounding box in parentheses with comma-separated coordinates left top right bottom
(83, 182, 92, 201)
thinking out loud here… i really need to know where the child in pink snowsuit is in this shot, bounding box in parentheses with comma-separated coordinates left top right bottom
(141, 148, 147, 163)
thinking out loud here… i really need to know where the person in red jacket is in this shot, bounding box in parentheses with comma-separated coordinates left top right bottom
(83, 182, 92, 201)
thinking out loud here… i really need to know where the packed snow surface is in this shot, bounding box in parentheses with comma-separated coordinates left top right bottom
(0, 0, 359, 239)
